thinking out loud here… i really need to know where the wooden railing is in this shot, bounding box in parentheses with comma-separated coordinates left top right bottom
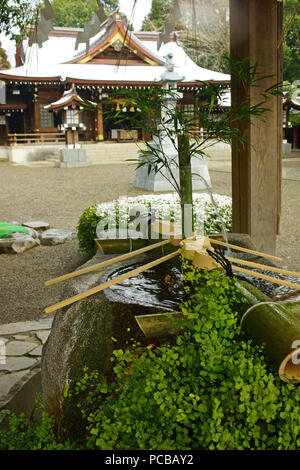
(8, 133, 66, 146)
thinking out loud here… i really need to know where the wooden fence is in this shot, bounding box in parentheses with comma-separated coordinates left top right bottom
(8, 133, 66, 146)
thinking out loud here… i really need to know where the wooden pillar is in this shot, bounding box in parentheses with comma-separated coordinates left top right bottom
(33, 97, 40, 132)
(96, 102, 104, 141)
(23, 112, 27, 134)
(293, 126, 297, 149)
(194, 95, 200, 135)
(230, 0, 283, 254)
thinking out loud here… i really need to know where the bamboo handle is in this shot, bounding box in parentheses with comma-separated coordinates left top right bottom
(232, 265, 300, 291)
(45, 250, 180, 314)
(45, 239, 170, 286)
(207, 238, 282, 262)
(227, 256, 300, 278)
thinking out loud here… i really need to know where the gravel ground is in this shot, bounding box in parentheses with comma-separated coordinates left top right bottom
(0, 159, 299, 325)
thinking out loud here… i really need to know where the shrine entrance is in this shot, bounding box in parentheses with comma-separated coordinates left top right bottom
(102, 101, 145, 142)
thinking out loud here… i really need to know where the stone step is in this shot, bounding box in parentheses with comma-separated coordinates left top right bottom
(45, 143, 146, 164)
(85, 150, 139, 156)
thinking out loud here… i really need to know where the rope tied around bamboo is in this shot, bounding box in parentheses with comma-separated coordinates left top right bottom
(206, 248, 234, 278)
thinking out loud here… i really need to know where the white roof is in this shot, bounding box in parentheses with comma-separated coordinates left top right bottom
(44, 88, 96, 109)
(0, 23, 230, 84)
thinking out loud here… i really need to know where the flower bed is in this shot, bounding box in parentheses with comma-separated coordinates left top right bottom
(78, 193, 232, 256)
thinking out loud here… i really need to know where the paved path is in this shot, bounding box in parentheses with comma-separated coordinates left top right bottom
(0, 318, 53, 409)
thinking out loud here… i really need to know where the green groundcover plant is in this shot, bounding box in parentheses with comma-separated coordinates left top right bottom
(1, 265, 300, 450)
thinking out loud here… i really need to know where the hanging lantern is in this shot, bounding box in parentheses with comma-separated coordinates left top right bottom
(129, 105, 135, 112)
(116, 103, 121, 111)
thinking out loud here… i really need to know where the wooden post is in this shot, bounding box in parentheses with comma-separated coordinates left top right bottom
(23, 112, 27, 134)
(194, 95, 200, 135)
(96, 103, 104, 141)
(33, 97, 40, 133)
(229, 0, 283, 254)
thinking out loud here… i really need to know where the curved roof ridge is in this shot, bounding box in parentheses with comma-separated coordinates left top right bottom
(64, 11, 165, 66)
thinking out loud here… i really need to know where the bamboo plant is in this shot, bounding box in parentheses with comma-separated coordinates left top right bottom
(99, 56, 283, 238)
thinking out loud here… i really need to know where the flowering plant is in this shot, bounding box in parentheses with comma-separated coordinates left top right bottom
(78, 192, 232, 256)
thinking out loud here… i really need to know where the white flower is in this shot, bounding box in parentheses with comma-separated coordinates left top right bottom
(95, 193, 232, 234)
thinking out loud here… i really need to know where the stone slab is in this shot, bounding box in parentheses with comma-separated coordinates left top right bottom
(0, 357, 37, 372)
(39, 229, 74, 246)
(0, 232, 40, 254)
(36, 331, 50, 343)
(29, 346, 43, 356)
(56, 149, 92, 168)
(0, 319, 53, 336)
(13, 335, 31, 341)
(134, 151, 211, 192)
(0, 370, 42, 424)
(55, 161, 92, 168)
(22, 221, 50, 232)
(5, 341, 38, 356)
(0, 374, 19, 398)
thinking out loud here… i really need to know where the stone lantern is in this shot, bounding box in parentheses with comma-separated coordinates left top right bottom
(45, 86, 94, 168)
(134, 53, 211, 191)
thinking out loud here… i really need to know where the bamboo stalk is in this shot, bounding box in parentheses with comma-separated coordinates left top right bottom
(227, 256, 300, 278)
(178, 133, 194, 239)
(232, 265, 300, 291)
(45, 239, 171, 287)
(207, 238, 282, 262)
(45, 250, 180, 314)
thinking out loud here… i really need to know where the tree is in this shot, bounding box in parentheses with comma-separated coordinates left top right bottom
(0, 0, 40, 40)
(282, 0, 300, 82)
(179, 0, 229, 73)
(142, 0, 229, 73)
(0, 42, 10, 69)
(142, 0, 300, 78)
(51, 0, 119, 28)
(142, 0, 173, 31)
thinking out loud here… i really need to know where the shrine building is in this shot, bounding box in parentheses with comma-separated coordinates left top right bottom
(0, 10, 230, 148)
(283, 94, 300, 150)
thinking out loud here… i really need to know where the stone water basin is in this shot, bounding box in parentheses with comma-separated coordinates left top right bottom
(105, 258, 185, 311)
(104, 251, 300, 312)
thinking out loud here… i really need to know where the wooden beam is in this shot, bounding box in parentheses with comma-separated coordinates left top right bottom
(207, 238, 282, 262)
(232, 265, 300, 292)
(96, 102, 104, 141)
(45, 250, 180, 314)
(33, 97, 40, 132)
(229, 0, 283, 254)
(45, 239, 171, 286)
(227, 256, 300, 278)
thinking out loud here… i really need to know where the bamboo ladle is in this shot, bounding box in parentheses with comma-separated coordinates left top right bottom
(45, 250, 180, 314)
